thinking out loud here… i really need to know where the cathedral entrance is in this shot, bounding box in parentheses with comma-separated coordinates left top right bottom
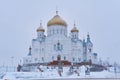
(48, 54, 71, 66)
(57, 55, 61, 61)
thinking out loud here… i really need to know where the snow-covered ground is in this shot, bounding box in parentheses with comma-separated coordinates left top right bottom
(0, 66, 120, 80)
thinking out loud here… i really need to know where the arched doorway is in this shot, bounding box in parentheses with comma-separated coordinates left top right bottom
(57, 55, 61, 61)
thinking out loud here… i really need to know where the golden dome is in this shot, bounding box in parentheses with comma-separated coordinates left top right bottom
(47, 14, 67, 27)
(71, 24, 79, 32)
(36, 22, 45, 32)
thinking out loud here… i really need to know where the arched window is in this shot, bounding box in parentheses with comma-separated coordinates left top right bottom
(42, 48, 44, 51)
(89, 48, 91, 52)
(54, 41, 63, 51)
(64, 56, 66, 60)
(52, 56, 54, 60)
(61, 29, 62, 34)
(61, 45, 63, 50)
(75, 34, 76, 38)
(78, 58, 81, 61)
(39, 34, 41, 37)
(42, 57, 44, 61)
(54, 44, 56, 50)
(57, 42, 60, 50)
(73, 58, 75, 61)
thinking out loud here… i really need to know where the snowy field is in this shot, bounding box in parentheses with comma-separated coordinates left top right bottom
(22, 78, 120, 80)
(0, 70, 120, 80)
(1, 78, 120, 80)
(0, 66, 120, 80)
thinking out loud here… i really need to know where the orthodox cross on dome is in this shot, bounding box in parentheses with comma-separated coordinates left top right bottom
(83, 36, 86, 47)
(87, 32, 90, 38)
(28, 46, 32, 56)
(74, 21, 76, 27)
(40, 20, 42, 26)
(71, 21, 79, 32)
(36, 20, 45, 32)
(56, 6, 58, 15)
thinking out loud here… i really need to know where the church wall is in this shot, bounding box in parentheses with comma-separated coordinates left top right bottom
(29, 34, 84, 64)
(22, 13, 99, 69)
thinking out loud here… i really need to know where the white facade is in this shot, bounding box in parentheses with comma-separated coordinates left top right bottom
(23, 12, 98, 67)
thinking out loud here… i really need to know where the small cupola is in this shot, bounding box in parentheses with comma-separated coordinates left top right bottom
(71, 23, 79, 32)
(36, 22, 45, 32)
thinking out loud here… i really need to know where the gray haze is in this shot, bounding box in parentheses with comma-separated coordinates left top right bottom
(0, 0, 120, 66)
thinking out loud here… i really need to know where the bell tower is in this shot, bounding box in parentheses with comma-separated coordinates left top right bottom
(86, 32, 93, 61)
(71, 23, 79, 42)
(36, 21, 45, 42)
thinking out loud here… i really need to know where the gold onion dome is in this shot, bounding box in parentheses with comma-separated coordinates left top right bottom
(36, 22, 45, 32)
(71, 24, 79, 32)
(47, 11, 67, 27)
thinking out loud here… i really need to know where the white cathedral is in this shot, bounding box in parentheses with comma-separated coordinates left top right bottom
(22, 11, 98, 71)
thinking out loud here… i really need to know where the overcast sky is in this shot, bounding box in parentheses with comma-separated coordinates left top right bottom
(0, 0, 120, 66)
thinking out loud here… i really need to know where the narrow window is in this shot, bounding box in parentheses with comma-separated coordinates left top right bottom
(42, 57, 44, 61)
(52, 56, 54, 60)
(54, 44, 56, 50)
(64, 56, 66, 60)
(73, 58, 75, 61)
